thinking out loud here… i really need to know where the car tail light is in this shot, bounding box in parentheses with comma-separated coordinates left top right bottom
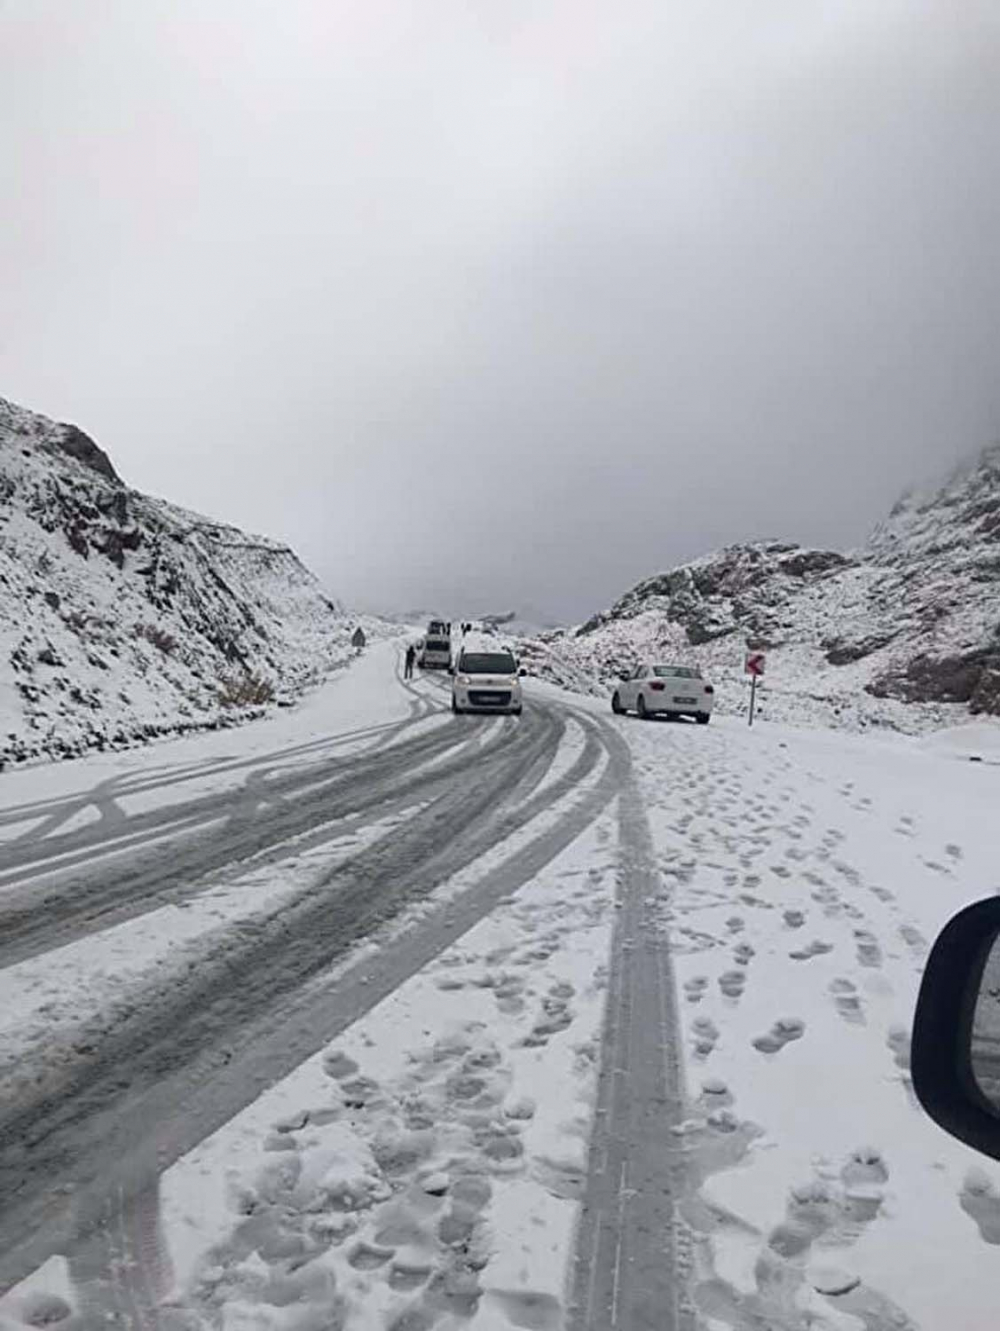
(704, 684, 714, 694)
(650, 681, 665, 691)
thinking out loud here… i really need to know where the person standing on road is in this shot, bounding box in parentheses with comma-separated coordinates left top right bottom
(404, 643, 416, 679)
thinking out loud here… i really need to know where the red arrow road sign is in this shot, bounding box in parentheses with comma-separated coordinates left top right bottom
(745, 651, 766, 677)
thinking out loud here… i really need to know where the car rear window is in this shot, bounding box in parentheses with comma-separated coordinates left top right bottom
(653, 666, 701, 679)
(461, 654, 517, 674)
(425, 639, 450, 652)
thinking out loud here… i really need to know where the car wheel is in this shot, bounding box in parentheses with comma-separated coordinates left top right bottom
(611, 691, 623, 715)
(452, 697, 461, 714)
(697, 713, 710, 725)
(637, 695, 648, 720)
(512, 706, 523, 716)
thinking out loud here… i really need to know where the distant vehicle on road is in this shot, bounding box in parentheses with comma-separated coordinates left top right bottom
(611, 663, 714, 724)
(452, 650, 523, 715)
(420, 621, 452, 671)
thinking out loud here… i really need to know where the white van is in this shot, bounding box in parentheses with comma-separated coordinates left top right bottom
(419, 621, 452, 671)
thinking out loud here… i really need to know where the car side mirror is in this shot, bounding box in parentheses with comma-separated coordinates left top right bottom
(618, 671, 630, 682)
(912, 896, 1000, 1161)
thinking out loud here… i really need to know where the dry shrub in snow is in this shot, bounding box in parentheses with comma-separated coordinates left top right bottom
(218, 673, 275, 707)
(133, 623, 178, 655)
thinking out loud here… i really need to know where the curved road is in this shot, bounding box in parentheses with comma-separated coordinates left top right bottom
(0, 653, 636, 1297)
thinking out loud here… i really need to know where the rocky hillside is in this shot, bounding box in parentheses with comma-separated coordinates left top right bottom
(520, 446, 1000, 733)
(0, 395, 366, 764)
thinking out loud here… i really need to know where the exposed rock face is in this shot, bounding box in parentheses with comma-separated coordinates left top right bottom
(607, 540, 856, 651)
(520, 443, 1000, 731)
(0, 398, 120, 483)
(0, 394, 358, 764)
(55, 423, 121, 483)
(868, 645, 1000, 712)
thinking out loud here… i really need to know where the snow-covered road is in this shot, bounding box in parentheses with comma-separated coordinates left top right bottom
(1, 646, 999, 1330)
(0, 644, 624, 1299)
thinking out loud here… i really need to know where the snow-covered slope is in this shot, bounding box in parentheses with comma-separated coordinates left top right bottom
(520, 446, 1000, 733)
(0, 395, 371, 764)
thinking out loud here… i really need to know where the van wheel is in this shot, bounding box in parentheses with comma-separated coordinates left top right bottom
(611, 691, 623, 715)
(697, 713, 710, 725)
(637, 695, 648, 720)
(452, 697, 462, 714)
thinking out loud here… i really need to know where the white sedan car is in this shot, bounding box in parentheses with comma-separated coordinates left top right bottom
(452, 649, 523, 715)
(611, 662, 714, 723)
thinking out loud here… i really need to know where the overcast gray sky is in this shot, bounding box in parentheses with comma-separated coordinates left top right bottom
(3, 1, 1000, 621)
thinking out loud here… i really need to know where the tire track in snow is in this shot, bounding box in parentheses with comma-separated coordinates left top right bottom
(569, 747, 687, 1331)
(0, 709, 501, 967)
(0, 699, 619, 1290)
(0, 715, 416, 842)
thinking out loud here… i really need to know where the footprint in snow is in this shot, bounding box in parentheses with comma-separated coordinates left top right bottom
(733, 941, 755, 966)
(488, 1291, 562, 1330)
(388, 1258, 435, 1292)
(790, 939, 834, 961)
(898, 923, 927, 959)
(854, 930, 883, 968)
(885, 1024, 911, 1073)
(960, 1169, 1000, 1244)
(349, 1240, 395, 1270)
(323, 1050, 360, 1081)
(841, 1146, 888, 1192)
(830, 979, 864, 1024)
(752, 1017, 805, 1054)
(814, 1277, 918, 1330)
(832, 859, 861, 885)
(522, 982, 575, 1046)
(692, 1016, 720, 1056)
(718, 970, 747, 999)
(684, 976, 709, 1003)
(492, 973, 527, 1014)
(946, 843, 963, 861)
(783, 908, 806, 929)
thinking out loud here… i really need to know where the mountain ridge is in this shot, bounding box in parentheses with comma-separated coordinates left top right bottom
(519, 443, 1000, 732)
(0, 394, 368, 765)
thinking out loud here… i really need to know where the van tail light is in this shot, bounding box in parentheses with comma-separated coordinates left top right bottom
(704, 684, 714, 694)
(650, 681, 665, 692)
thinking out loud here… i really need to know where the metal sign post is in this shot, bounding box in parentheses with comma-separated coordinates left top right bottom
(745, 652, 766, 726)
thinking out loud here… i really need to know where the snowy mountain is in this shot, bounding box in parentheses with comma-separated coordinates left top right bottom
(0, 395, 371, 764)
(519, 446, 1000, 733)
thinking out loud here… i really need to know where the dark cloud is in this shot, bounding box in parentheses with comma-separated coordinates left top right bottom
(3, 1, 999, 621)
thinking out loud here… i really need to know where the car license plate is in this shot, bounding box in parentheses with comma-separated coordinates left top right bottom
(675, 696, 697, 705)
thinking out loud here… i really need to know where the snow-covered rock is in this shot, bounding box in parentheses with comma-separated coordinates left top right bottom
(0, 394, 375, 764)
(519, 446, 1000, 734)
